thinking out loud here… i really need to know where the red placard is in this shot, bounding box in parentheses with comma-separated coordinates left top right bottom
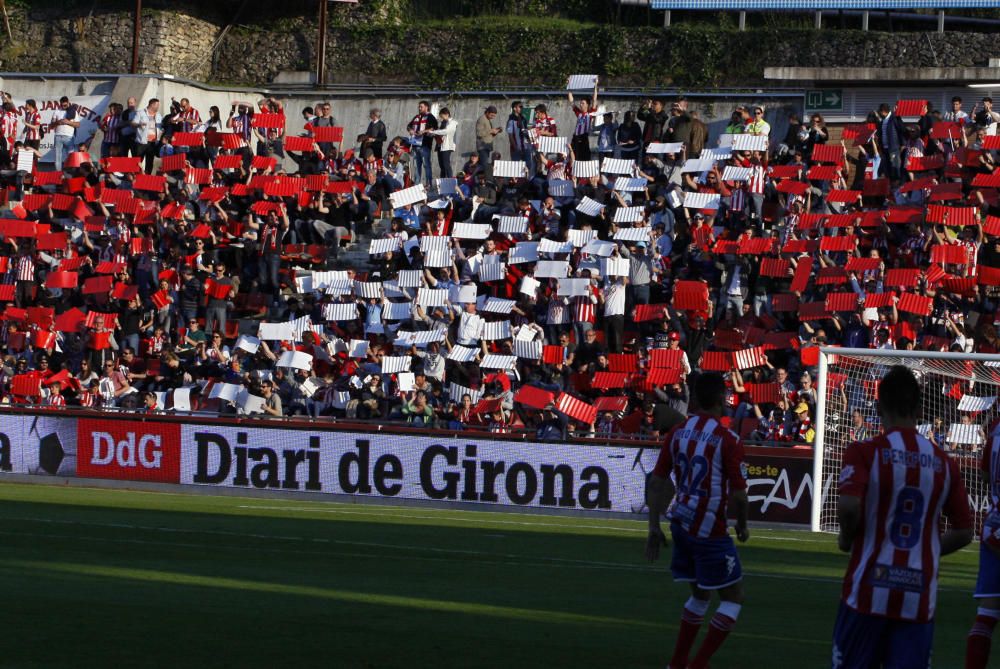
(284, 135, 316, 152)
(825, 189, 861, 204)
(76, 418, 182, 483)
(769, 165, 802, 179)
(133, 173, 166, 192)
(930, 121, 962, 140)
(45, 270, 78, 289)
(112, 283, 139, 300)
(160, 153, 186, 172)
(102, 157, 143, 173)
(809, 143, 844, 164)
(776, 180, 809, 196)
(864, 292, 896, 309)
(825, 292, 859, 312)
(862, 178, 890, 198)
(798, 301, 829, 321)
(151, 290, 171, 310)
(251, 156, 277, 172)
(930, 244, 970, 266)
(11, 374, 41, 397)
(819, 235, 856, 252)
(928, 182, 964, 203)
(634, 304, 668, 322)
(760, 257, 790, 278)
(884, 269, 920, 288)
(213, 154, 243, 170)
(204, 279, 233, 300)
(906, 154, 945, 172)
(790, 261, 812, 292)
(591, 372, 630, 390)
(608, 354, 638, 373)
(733, 346, 767, 370)
(737, 237, 774, 255)
(83, 275, 114, 294)
(897, 292, 933, 316)
(89, 331, 112, 350)
(699, 351, 731, 372)
(978, 266, 1000, 286)
(554, 392, 597, 425)
(594, 396, 629, 413)
(817, 266, 847, 285)
(845, 257, 880, 272)
(36, 232, 67, 251)
(95, 261, 126, 274)
(218, 133, 246, 150)
(895, 99, 928, 118)
(184, 167, 212, 185)
(32, 171, 64, 186)
(649, 348, 683, 369)
(171, 132, 205, 147)
(806, 165, 839, 181)
(0, 284, 13, 301)
(745, 382, 780, 405)
(885, 206, 923, 225)
(33, 330, 55, 349)
(513, 385, 555, 410)
(311, 126, 344, 143)
(251, 113, 286, 129)
(541, 345, 565, 365)
(672, 280, 709, 311)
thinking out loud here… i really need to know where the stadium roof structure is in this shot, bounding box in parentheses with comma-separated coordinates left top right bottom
(650, 0, 997, 7)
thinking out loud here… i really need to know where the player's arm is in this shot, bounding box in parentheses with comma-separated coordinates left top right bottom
(730, 488, 750, 542)
(940, 455, 974, 556)
(837, 441, 871, 553)
(837, 495, 862, 553)
(645, 435, 676, 562)
(725, 434, 750, 542)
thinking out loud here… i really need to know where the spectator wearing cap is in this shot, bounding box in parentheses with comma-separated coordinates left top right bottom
(476, 105, 502, 174)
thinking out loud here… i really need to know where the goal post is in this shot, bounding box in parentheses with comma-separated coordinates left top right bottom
(812, 347, 1000, 534)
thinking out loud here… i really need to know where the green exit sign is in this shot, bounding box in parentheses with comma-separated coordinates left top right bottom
(805, 90, 843, 111)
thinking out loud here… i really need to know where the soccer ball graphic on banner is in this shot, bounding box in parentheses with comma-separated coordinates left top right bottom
(27, 415, 77, 477)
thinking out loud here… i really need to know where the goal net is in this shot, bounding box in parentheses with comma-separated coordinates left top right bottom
(812, 347, 1000, 535)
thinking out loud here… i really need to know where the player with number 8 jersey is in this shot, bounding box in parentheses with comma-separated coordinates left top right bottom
(833, 366, 973, 669)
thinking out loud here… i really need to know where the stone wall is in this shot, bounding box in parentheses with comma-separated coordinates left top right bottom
(0, 5, 996, 88)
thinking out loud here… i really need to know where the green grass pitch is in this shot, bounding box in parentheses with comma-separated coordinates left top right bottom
(0, 482, 981, 668)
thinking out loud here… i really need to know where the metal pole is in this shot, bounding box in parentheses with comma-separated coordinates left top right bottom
(815, 10, 822, 29)
(316, 0, 328, 85)
(738, 11, 746, 31)
(131, 0, 141, 74)
(811, 350, 829, 532)
(937, 10, 945, 33)
(663, 9, 671, 27)
(861, 10, 869, 31)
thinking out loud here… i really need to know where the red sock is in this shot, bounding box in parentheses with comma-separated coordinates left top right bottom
(966, 608, 1000, 669)
(689, 602, 741, 669)
(669, 598, 708, 669)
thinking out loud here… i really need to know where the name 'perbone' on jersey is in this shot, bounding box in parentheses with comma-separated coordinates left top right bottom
(652, 414, 747, 539)
(839, 427, 972, 623)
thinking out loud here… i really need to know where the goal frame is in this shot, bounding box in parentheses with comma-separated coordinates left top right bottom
(811, 346, 1000, 532)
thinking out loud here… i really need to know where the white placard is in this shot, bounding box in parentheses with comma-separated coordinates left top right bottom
(323, 302, 359, 321)
(397, 372, 415, 392)
(369, 237, 402, 254)
(277, 350, 313, 371)
(496, 216, 528, 235)
(534, 260, 570, 278)
(683, 192, 721, 210)
(513, 339, 543, 360)
(717, 133, 736, 148)
(722, 166, 751, 182)
(457, 284, 478, 303)
(948, 423, 984, 445)
(397, 269, 423, 288)
(601, 158, 635, 175)
(613, 177, 647, 193)
(435, 178, 458, 195)
(613, 206, 645, 224)
(427, 199, 450, 210)
(389, 184, 427, 209)
(613, 227, 650, 242)
(416, 288, 449, 307)
(603, 255, 630, 277)
(482, 298, 516, 314)
(449, 383, 483, 404)
(448, 346, 479, 362)
(576, 197, 605, 217)
(354, 281, 383, 299)
(958, 395, 997, 412)
(566, 74, 598, 90)
(520, 275, 540, 296)
(381, 355, 411, 374)
(509, 242, 540, 264)
(423, 248, 451, 268)
(539, 238, 573, 254)
(480, 354, 517, 369)
(452, 222, 491, 240)
(573, 160, 600, 179)
(646, 142, 684, 155)
(235, 334, 260, 354)
(582, 239, 616, 257)
(493, 160, 528, 179)
(258, 322, 296, 341)
(568, 229, 596, 247)
(558, 278, 591, 297)
(237, 390, 266, 416)
(16, 151, 34, 173)
(172, 387, 192, 412)
(548, 179, 574, 197)
(209, 382, 242, 402)
(732, 134, 769, 152)
(538, 136, 570, 155)
(482, 321, 512, 341)
(394, 330, 446, 346)
(349, 339, 369, 358)
(420, 235, 450, 253)
(478, 258, 506, 282)
(383, 301, 413, 320)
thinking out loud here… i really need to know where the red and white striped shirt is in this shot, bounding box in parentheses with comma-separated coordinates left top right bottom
(22, 109, 40, 141)
(572, 285, 598, 323)
(15, 254, 34, 281)
(101, 112, 123, 145)
(653, 413, 747, 539)
(178, 107, 202, 133)
(2, 111, 18, 147)
(839, 427, 971, 622)
(747, 164, 766, 194)
(980, 421, 1000, 541)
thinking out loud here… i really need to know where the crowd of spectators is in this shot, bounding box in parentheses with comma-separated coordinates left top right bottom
(0, 86, 999, 449)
